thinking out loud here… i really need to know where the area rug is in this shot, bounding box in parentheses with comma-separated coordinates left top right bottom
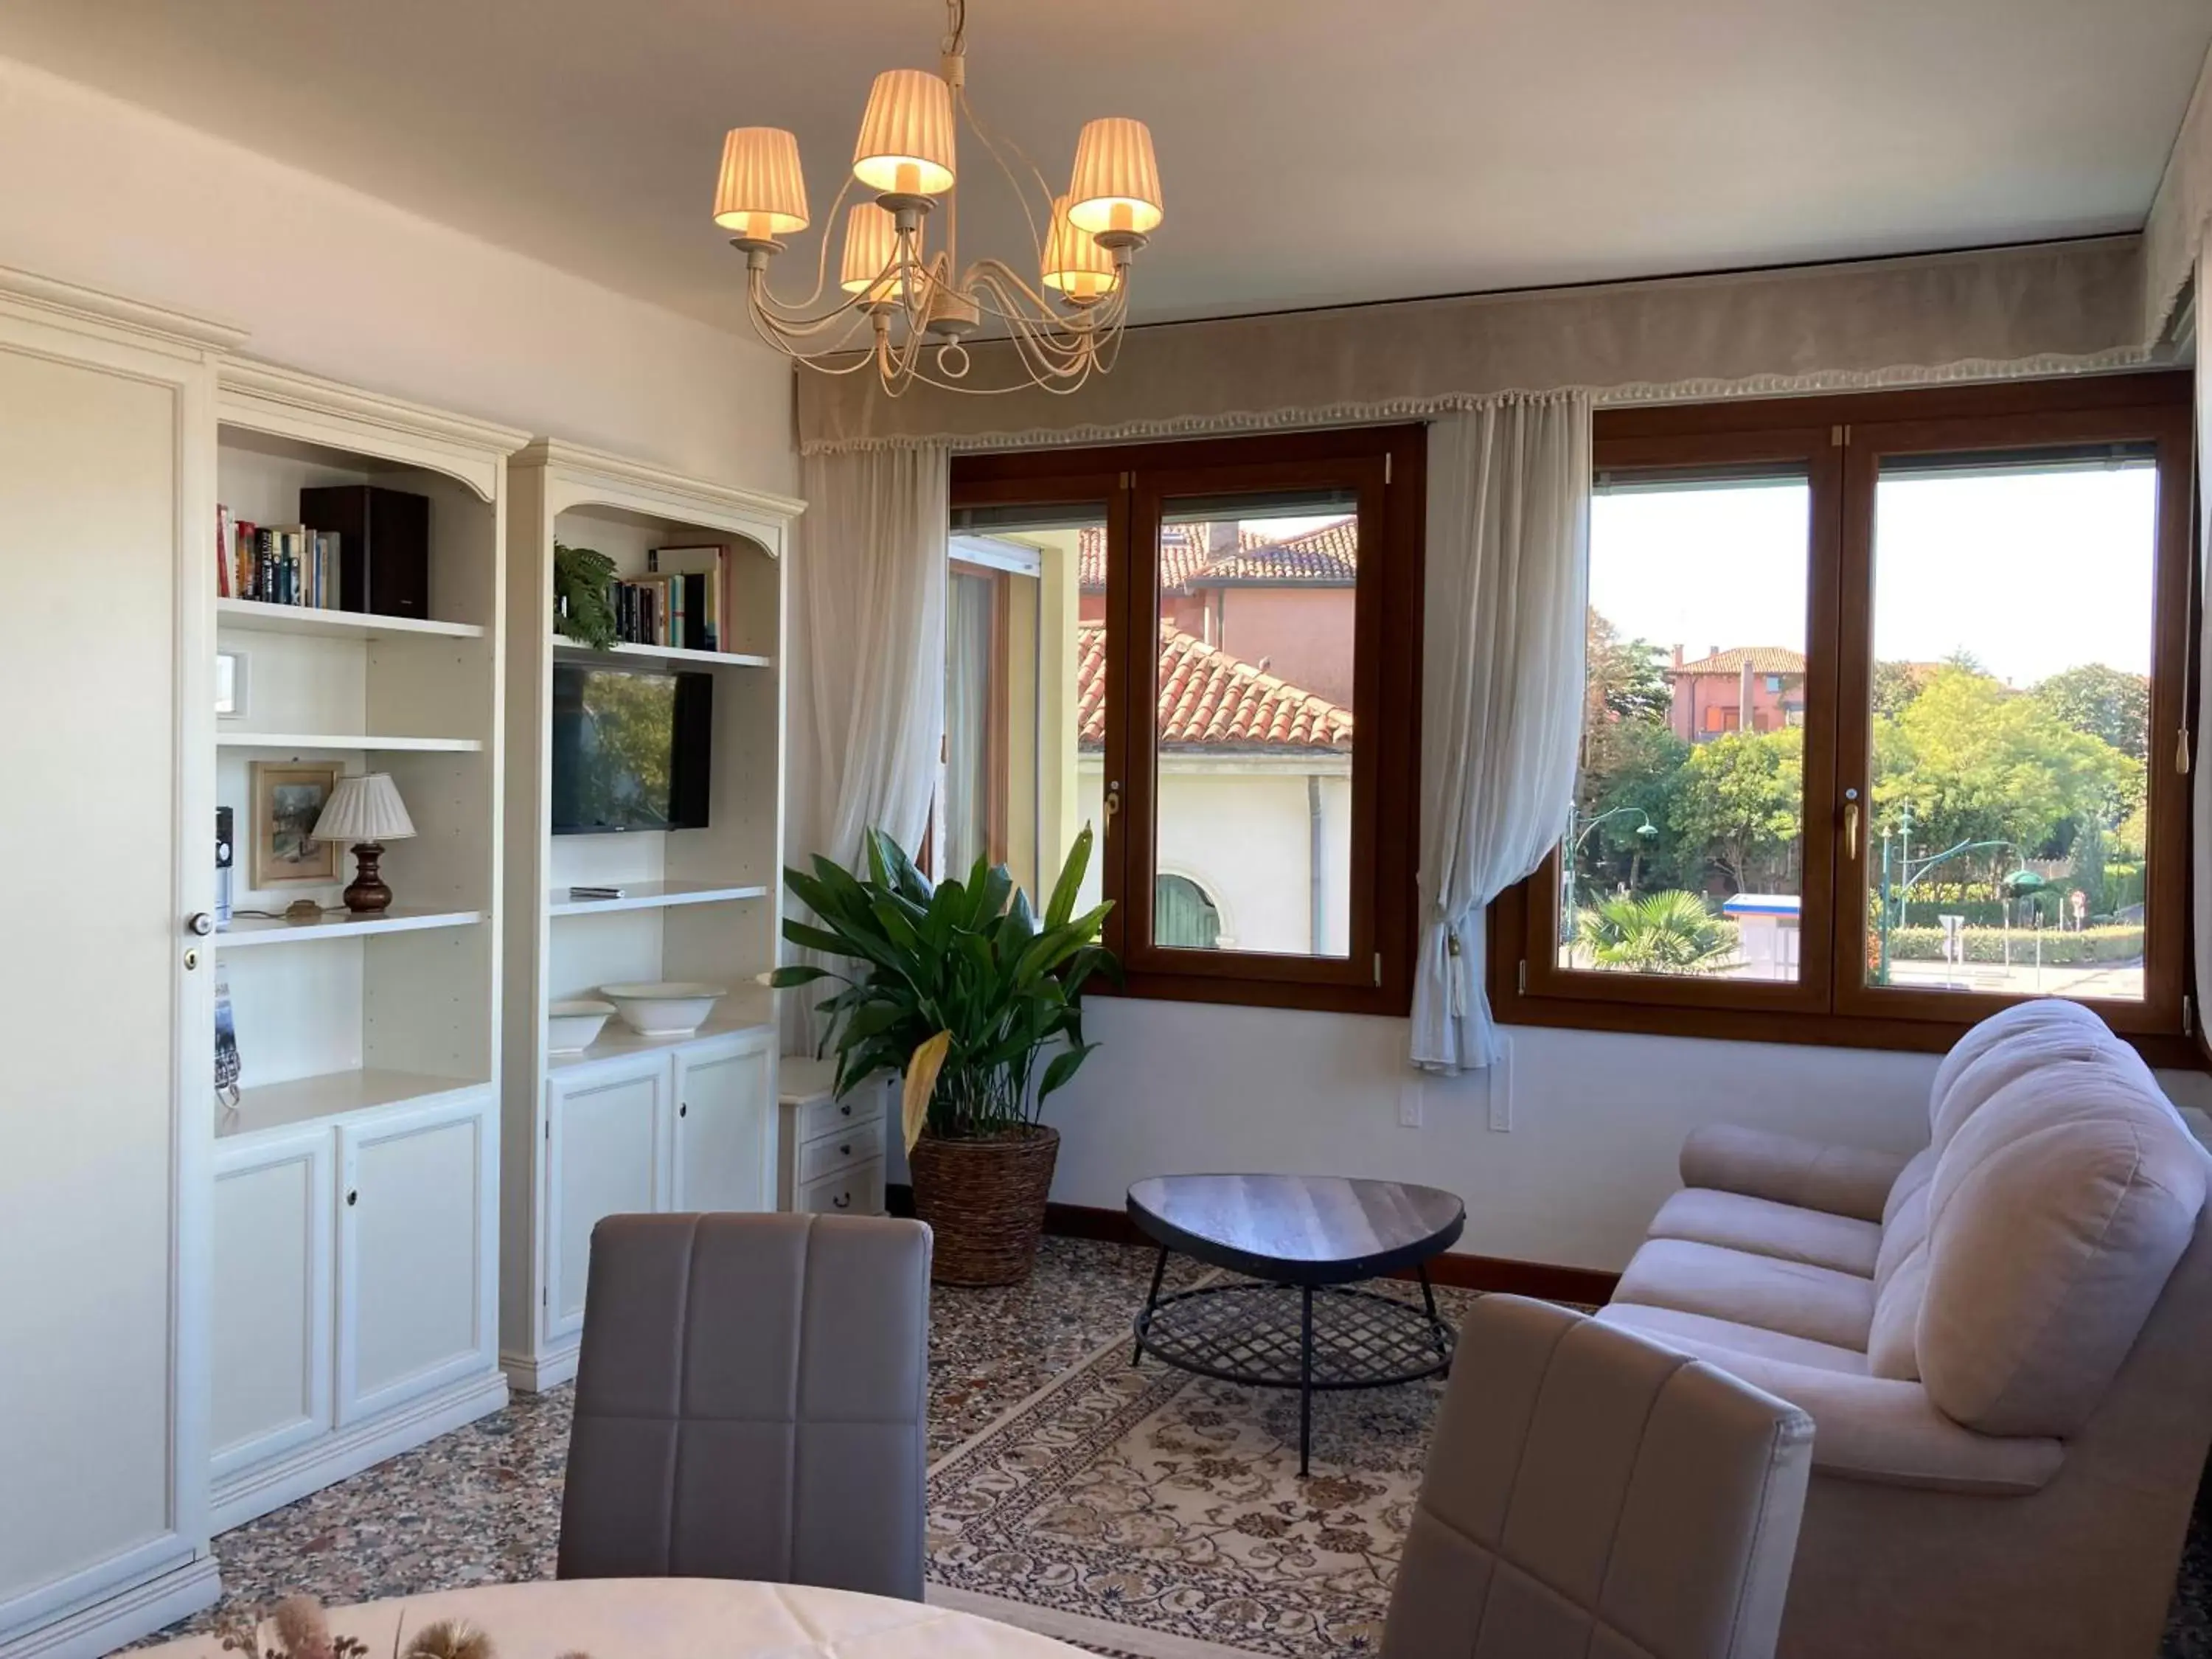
(925, 1278, 1471, 1659)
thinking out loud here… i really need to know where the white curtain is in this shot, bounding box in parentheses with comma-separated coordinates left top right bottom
(1413, 394, 1593, 1073)
(787, 442, 950, 1049)
(2196, 232, 2211, 1056)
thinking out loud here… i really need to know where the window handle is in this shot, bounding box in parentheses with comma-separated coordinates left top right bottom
(1843, 790, 1861, 861)
(1105, 780, 1121, 819)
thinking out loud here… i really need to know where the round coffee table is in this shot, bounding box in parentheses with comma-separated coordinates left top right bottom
(1126, 1173, 1466, 1475)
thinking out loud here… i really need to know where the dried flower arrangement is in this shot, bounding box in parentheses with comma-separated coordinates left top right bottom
(217, 1595, 590, 1659)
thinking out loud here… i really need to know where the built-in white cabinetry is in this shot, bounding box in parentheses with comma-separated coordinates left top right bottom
(0, 271, 232, 1659)
(532, 1026, 774, 1379)
(209, 1089, 500, 1531)
(776, 1056, 891, 1219)
(499, 442, 801, 1394)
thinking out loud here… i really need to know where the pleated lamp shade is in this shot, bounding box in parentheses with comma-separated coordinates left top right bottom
(713, 127, 810, 241)
(1042, 195, 1116, 302)
(839, 201, 910, 298)
(852, 69, 956, 196)
(1067, 117, 1163, 240)
(312, 773, 417, 844)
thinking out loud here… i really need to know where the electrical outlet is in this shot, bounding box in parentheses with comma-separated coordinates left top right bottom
(1487, 1037, 1513, 1132)
(1398, 1078, 1424, 1128)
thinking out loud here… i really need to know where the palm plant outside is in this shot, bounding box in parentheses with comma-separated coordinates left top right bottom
(768, 824, 1118, 1151)
(1574, 889, 1738, 974)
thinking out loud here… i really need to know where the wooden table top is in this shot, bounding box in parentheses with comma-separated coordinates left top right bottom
(1127, 1173, 1465, 1284)
(137, 1578, 1086, 1659)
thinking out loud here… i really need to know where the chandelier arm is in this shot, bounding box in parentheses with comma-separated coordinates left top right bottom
(742, 269, 894, 363)
(957, 284, 1096, 380)
(743, 172, 863, 319)
(955, 87, 1057, 268)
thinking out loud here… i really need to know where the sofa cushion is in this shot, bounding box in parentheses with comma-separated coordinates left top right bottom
(1677, 1124, 1910, 1224)
(1925, 998, 2103, 1152)
(1874, 1179, 1930, 1297)
(1881, 1146, 1936, 1228)
(1919, 1054, 2208, 1438)
(1613, 1237, 1876, 1353)
(1649, 1189, 1882, 1278)
(1929, 1013, 2152, 1156)
(1865, 1242, 1927, 1381)
(1598, 1303, 1870, 1375)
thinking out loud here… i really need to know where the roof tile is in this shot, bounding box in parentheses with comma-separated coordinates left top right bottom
(1075, 621, 1353, 752)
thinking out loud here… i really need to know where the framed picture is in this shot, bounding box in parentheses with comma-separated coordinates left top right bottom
(215, 650, 249, 719)
(250, 761, 343, 887)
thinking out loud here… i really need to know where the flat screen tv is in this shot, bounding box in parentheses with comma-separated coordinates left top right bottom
(550, 662, 712, 834)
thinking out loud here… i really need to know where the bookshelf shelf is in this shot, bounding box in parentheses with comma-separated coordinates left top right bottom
(218, 597, 484, 642)
(546, 880, 769, 917)
(216, 731, 484, 753)
(216, 907, 487, 949)
(218, 1066, 487, 1140)
(550, 636, 773, 669)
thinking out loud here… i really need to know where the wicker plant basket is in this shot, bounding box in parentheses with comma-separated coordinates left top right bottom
(908, 1124, 1060, 1286)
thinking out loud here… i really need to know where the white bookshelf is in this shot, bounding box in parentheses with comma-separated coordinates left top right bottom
(552, 636, 773, 670)
(500, 439, 801, 1392)
(546, 879, 771, 916)
(216, 908, 487, 948)
(206, 361, 525, 1528)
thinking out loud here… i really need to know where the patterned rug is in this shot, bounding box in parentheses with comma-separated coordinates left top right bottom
(926, 1275, 1474, 1659)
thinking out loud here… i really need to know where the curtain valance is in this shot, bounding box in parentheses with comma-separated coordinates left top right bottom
(797, 236, 2157, 455)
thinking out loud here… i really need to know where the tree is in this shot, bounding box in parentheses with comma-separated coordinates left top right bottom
(1585, 608, 1671, 728)
(2031, 664, 2151, 763)
(1669, 727, 1802, 894)
(1576, 717, 1690, 892)
(1576, 890, 1737, 974)
(1870, 664, 2138, 888)
(1871, 660, 1927, 718)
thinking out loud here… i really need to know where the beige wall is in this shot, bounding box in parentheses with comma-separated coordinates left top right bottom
(1216, 585, 1356, 709)
(0, 54, 794, 493)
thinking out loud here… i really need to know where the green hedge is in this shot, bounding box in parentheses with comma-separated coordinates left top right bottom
(1883, 925, 2143, 965)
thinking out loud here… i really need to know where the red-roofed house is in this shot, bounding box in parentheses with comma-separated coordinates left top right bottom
(1666, 644, 1807, 742)
(1071, 620, 1352, 953)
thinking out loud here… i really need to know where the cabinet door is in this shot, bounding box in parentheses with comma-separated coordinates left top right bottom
(336, 1093, 497, 1427)
(209, 1128, 335, 1480)
(673, 1036, 774, 1213)
(546, 1058, 668, 1341)
(0, 291, 218, 1635)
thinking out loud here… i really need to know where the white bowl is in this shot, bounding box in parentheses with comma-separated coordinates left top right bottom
(547, 998, 616, 1053)
(598, 981, 728, 1038)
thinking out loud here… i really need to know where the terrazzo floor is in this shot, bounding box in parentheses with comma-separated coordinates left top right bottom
(138, 1237, 2212, 1657)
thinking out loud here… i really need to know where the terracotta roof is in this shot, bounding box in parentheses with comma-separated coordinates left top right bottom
(1077, 516, 1359, 592)
(1669, 646, 1807, 676)
(1075, 621, 1354, 752)
(1199, 518, 1357, 585)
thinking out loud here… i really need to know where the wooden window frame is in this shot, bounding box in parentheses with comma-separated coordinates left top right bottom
(945, 557, 1012, 869)
(951, 425, 1425, 1017)
(1491, 372, 2199, 1068)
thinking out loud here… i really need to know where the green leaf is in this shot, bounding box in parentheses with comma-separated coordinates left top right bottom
(766, 964, 832, 988)
(1038, 1042, 1099, 1105)
(1045, 824, 1093, 928)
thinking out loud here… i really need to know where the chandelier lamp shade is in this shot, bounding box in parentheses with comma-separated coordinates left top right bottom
(711, 0, 1163, 395)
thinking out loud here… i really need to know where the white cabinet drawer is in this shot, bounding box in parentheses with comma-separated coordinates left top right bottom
(797, 1087, 873, 1144)
(798, 1117, 883, 1185)
(795, 1157, 885, 1217)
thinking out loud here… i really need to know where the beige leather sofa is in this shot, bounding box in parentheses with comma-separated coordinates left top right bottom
(1599, 999, 2212, 1659)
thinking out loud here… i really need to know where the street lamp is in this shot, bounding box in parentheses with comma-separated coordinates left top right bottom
(1563, 806, 1661, 951)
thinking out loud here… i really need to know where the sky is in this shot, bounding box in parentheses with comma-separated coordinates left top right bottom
(1590, 462, 2157, 686)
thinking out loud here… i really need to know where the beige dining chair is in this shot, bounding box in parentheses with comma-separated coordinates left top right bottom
(557, 1211, 933, 1599)
(1384, 1295, 1813, 1659)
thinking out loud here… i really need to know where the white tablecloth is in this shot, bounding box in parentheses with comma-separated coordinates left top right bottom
(139, 1578, 1084, 1659)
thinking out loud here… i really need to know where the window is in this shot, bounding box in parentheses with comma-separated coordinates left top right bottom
(950, 427, 1423, 1014)
(1495, 375, 2193, 1061)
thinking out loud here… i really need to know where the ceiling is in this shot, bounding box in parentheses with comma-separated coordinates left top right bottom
(3, 0, 2207, 334)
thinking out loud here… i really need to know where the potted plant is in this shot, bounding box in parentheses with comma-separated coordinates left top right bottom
(769, 826, 1116, 1285)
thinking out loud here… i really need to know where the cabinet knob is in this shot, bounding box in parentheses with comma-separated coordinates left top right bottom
(838, 1144, 850, 1155)
(840, 1102, 852, 1117)
(679, 1102, 688, 1118)
(347, 1190, 358, 1207)
(832, 1193, 851, 1210)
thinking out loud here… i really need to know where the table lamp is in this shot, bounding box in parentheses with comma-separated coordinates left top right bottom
(312, 773, 417, 914)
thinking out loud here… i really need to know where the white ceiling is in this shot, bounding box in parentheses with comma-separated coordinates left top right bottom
(3, 0, 2207, 333)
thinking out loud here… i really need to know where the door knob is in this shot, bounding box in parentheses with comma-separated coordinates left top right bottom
(187, 911, 215, 936)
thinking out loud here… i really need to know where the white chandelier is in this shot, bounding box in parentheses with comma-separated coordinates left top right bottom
(711, 0, 1164, 397)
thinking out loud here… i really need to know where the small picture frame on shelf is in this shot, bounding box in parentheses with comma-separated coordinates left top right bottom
(249, 760, 343, 888)
(215, 650, 248, 720)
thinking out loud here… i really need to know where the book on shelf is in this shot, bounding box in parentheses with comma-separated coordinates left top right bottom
(648, 545, 727, 653)
(218, 506, 343, 611)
